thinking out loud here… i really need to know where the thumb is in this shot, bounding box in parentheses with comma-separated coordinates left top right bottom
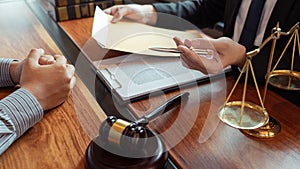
(26, 48, 45, 66)
(103, 8, 112, 15)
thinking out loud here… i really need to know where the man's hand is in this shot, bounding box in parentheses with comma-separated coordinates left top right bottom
(174, 37, 246, 74)
(19, 48, 76, 110)
(10, 49, 55, 84)
(104, 4, 157, 25)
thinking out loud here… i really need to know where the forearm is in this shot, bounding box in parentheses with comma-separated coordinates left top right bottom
(153, 0, 225, 29)
(0, 88, 43, 155)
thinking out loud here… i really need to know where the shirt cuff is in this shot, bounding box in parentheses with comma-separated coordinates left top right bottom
(0, 88, 43, 138)
(0, 58, 17, 87)
(152, 3, 168, 27)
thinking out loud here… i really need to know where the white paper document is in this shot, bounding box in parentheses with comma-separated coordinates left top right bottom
(92, 6, 203, 57)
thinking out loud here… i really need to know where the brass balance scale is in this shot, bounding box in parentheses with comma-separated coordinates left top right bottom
(218, 22, 300, 138)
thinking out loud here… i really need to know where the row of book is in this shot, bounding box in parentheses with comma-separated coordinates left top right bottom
(40, 0, 125, 21)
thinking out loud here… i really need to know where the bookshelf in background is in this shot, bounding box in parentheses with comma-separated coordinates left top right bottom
(40, 0, 124, 21)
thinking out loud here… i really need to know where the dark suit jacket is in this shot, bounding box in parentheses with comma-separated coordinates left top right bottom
(153, 0, 300, 106)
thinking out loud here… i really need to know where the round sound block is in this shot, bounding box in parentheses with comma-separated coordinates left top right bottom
(85, 129, 168, 169)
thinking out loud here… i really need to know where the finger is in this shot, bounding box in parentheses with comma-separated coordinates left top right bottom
(70, 76, 76, 89)
(179, 45, 213, 62)
(178, 45, 209, 73)
(180, 55, 190, 68)
(103, 7, 113, 14)
(180, 52, 198, 69)
(177, 45, 194, 57)
(178, 46, 198, 66)
(180, 45, 222, 74)
(104, 5, 121, 15)
(66, 64, 75, 77)
(173, 37, 184, 46)
(26, 48, 45, 66)
(53, 55, 67, 64)
(111, 7, 128, 23)
(39, 55, 55, 65)
(183, 39, 193, 48)
(190, 38, 214, 49)
(181, 54, 207, 73)
(180, 53, 193, 68)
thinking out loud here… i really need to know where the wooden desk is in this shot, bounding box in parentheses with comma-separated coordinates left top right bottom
(1, 0, 300, 169)
(57, 7, 300, 169)
(0, 1, 106, 169)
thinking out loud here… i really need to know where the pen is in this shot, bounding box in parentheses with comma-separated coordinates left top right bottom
(149, 47, 213, 57)
(135, 92, 189, 126)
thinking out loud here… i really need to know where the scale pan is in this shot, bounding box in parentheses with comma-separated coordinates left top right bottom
(218, 101, 269, 130)
(269, 70, 300, 90)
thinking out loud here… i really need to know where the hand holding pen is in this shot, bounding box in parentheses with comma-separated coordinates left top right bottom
(173, 37, 246, 75)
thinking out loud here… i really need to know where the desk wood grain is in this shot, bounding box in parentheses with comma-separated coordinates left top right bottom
(57, 9, 300, 169)
(0, 1, 106, 169)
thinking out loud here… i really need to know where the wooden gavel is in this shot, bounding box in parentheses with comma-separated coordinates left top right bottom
(85, 92, 189, 169)
(99, 92, 189, 152)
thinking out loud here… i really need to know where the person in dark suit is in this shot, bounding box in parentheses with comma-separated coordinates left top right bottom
(104, 0, 300, 105)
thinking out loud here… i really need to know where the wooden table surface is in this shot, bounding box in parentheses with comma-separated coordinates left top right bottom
(58, 6, 300, 169)
(1, 0, 300, 169)
(0, 1, 106, 169)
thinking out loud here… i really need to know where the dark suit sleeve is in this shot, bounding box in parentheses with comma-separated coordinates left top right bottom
(152, 0, 226, 30)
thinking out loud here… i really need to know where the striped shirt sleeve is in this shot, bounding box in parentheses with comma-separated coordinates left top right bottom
(0, 58, 16, 87)
(0, 58, 44, 155)
(0, 88, 43, 155)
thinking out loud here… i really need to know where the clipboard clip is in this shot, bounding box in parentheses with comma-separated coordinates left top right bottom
(149, 47, 214, 59)
(97, 64, 122, 90)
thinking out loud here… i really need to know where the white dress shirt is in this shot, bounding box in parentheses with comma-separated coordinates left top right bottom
(232, 0, 277, 46)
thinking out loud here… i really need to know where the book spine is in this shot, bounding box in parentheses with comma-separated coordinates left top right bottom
(49, 0, 123, 7)
(46, 0, 124, 21)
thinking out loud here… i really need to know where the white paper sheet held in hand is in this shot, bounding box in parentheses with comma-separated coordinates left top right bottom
(92, 6, 202, 57)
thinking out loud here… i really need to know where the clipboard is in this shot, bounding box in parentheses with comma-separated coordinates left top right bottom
(94, 54, 231, 103)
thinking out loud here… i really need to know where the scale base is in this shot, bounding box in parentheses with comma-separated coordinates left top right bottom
(240, 116, 281, 138)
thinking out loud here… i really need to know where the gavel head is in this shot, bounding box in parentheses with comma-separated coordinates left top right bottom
(86, 116, 168, 169)
(99, 116, 148, 152)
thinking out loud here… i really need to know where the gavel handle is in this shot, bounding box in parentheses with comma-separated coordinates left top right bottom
(135, 92, 189, 126)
